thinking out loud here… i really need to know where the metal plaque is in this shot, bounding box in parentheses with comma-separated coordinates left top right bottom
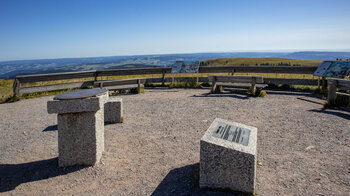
(212, 123, 250, 146)
(171, 61, 200, 73)
(314, 61, 350, 78)
(54, 89, 108, 100)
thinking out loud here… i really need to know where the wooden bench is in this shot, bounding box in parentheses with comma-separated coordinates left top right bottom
(327, 79, 350, 101)
(208, 75, 266, 94)
(93, 78, 146, 93)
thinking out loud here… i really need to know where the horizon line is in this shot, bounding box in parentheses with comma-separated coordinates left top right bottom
(1, 49, 350, 63)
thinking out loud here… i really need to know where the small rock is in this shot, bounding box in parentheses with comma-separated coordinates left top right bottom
(306, 145, 315, 151)
(258, 162, 262, 166)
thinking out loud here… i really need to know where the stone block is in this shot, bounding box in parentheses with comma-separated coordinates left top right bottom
(47, 98, 100, 114)
(104, 97, 123, 123)
(57, 108, 104, 167)
(47, 89, 108, 167)
(200, 118, 257, 194)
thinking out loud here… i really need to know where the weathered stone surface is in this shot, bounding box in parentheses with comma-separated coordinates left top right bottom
(104, 97, 123, 123)
(97, 91, 109, 104)
(200, 118, 257, 193)
(47, 98, 100, 114)
(57, 108, 104, 167)
(48, 89, 108, 167)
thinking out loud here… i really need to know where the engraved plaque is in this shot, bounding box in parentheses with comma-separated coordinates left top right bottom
(212, 123, 250, 146)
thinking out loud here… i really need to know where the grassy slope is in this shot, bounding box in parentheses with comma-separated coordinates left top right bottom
(202, 57, 322, 66)
(0, 80, 13, 102)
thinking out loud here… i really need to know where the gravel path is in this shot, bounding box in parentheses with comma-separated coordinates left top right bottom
(0, 88, 349, 195)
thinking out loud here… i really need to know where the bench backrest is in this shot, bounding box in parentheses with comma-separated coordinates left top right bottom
(93, 78, 147, 88)
(208, 75, 264, 83)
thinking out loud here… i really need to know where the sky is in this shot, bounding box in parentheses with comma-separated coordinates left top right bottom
(0, 0, 350, 61)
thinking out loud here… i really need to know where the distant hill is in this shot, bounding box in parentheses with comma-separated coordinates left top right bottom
(283, 51, 350, 61)
(1, 51, 350, 79)
(202, 58, 323, 66)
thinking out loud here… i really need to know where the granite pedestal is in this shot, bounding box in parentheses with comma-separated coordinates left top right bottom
(104, 97, 123, 123)
(47, 89, 108, 167)
(200, 118, 257, 194)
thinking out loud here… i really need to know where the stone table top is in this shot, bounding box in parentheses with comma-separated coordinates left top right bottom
(54, 89, 108, 100)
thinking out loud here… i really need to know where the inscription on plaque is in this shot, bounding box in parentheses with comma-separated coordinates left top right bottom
(212, 123, 250, 146)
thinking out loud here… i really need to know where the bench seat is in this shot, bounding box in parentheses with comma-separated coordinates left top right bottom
(336, 92, 350, 97)
(216, 82, 268, 89)
(208, 75, 265, 94)
(94, 78, 146, 93)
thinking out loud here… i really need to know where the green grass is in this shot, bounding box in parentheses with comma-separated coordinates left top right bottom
(248, 88, 267, 97)
(169, 81, 202, 89)
(266, 84, 328, 95)
(0, 80, 14, 102)
(3, 87, 93, 103)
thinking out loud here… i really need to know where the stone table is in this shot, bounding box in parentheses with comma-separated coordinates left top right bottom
(47, 89, 108, 167)
(200, 118, 257, 194)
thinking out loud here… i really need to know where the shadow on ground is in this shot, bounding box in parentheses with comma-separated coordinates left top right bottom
(265, 89, 324, 97)
(309, 108, 350, 120)
(296, 97, 323, 105)
(42, 125, 58, 132)
(0, 158, 86, 193)
(192, 91, 250, 100)
(151, 163, 247, 196)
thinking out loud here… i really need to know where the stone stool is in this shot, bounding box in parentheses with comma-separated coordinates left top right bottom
(47, 89, 108, 167)
(200, 118, 257, 194)
(104, 97, 123, 123)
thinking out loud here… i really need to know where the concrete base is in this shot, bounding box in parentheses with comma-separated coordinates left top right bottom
(104, 97, 123, 123)
(200, 118, 257, 193)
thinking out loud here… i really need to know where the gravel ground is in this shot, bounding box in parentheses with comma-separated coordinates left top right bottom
(0, 88, 349, 195)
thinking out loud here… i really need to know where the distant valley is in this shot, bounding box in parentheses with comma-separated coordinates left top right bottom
(1, 51, 350, 79)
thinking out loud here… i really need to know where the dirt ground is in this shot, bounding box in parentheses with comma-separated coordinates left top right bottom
(0, 88, 349, 195)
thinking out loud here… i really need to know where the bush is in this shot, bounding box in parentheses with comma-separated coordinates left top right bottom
(169, 82, 202, 89)
(117, 89, 126, 94)
(258, 90, 267, 97)
(201, 82, 211, 87)
(248, 88, 267, 97)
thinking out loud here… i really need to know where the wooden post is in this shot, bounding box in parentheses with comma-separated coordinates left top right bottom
(94, 72, 98, 81)
(317, 76, 320, 89)
(251, 77, 257, 95)
(327, 79, 337, 102)
(196, 71, 199, 85)
(211, 77, 217, 93)
(137, 79, 141, 94)
(13, 78, 20, 97)
(99, 82, 103, 89)
(322, 76, 326, 90)
(162, 71, 166, 86)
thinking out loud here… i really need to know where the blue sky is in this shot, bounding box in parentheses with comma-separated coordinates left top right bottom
(0, 0, 349, 61)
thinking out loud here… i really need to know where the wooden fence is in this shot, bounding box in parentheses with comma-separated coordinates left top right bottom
(327, 79, 350, 101)
(13, 66, 319, 97)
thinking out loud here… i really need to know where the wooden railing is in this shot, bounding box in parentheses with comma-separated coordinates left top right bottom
(13, 66, 318, 97)
(327, 79, 350, 101)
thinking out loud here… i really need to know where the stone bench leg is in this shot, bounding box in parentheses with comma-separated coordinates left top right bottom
(104, 97, 123, 123)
